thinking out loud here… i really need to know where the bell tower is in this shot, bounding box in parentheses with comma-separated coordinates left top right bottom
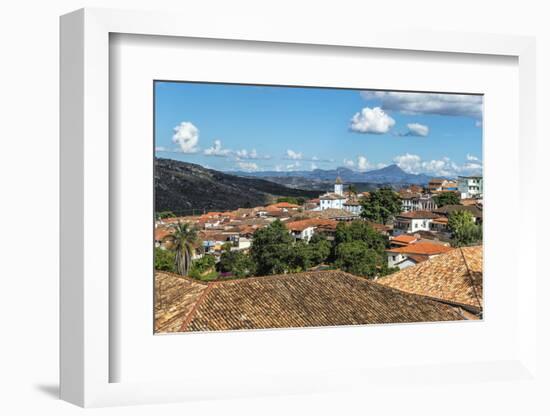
(334, 176, 344, 195)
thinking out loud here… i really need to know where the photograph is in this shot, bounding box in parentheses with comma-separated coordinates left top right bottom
(153, 82, 484, 333)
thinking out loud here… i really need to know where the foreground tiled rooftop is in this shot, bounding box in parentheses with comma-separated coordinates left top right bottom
(155, 270, 468, 333)
(377, 245, 483, 311)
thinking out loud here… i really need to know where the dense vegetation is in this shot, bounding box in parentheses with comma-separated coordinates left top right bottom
(276, 196, 307, 205)
(360, 187, 402, 225)
(433, 192, 460, 207)
(448, 210, 483, 247)
(155, 219, 395, 281)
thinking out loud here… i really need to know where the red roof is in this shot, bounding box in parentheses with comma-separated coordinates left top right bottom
(285, 218, 338, 232)
(387, 242, 453, 256)
(392, 235, 417, 244)
(155, 227, 174, 241)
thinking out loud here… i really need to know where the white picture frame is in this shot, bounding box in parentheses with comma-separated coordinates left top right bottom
(60, 7, 538, 408)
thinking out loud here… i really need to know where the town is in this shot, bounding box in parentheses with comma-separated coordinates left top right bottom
(155, 174, 483, 332)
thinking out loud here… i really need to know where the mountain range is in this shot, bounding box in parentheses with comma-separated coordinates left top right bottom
(234, 164, 435, 185)
(155, 158, 319, 214)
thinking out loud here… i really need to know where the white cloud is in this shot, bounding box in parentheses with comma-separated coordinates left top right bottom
(286, 161, 302, 171)
(466, 153, 480, 162)
(172, 121, 200, 153)
(343, 159, 355, 168)
(393, 153, 483, 177)
(236, 161, 259, 172)
(343, 156, 380, 172)
(285, 149, 303, 160)
(349, 107, 395, 134)
(310, 162, 318, 170)
(204, 140, 231, 157)
(361, 91, 482, 118)
(235, 148, 258, 159)
(357, 156, 371, 171)
(402, 123, 429, 137)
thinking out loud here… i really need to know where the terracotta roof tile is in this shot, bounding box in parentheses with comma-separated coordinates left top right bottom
(155, 270, 467, 333)
(392, 235, 417, 244)
(377, 246, 483, 311)
(387, 242, 453, 255)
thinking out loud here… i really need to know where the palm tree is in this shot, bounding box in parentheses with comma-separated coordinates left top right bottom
(170, 222, 200, 276)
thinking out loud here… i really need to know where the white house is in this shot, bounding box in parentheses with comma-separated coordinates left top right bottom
(386, 242, 453, 269)
(319, 177, 347, 210)
(343, 200, 361, 215)
(458, 175, 483, 199)
(400, 193, 437, 212)
(285, 219, 317, 242)
(393, 211, 440, 236)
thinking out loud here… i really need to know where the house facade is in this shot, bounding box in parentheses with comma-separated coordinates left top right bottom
(458, 175, 483, 199)
(393, 211, 440, 236)
(386, 242, 453, 269)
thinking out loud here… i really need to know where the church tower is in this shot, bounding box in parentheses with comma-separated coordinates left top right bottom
(334, 176, 344, 196)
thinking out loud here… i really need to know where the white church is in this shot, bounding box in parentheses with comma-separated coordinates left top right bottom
(317, 177, 363, 215)
(319, 177, 346, 210)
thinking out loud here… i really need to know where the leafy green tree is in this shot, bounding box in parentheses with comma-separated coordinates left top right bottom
(250, 220, 294, 275)
(156, 211, 176, 220)
(221, 242, 233, 253)
(288, 240, 313, 272)
(360, 187, 401, 224)
(170, 222, 201, 276)
(334, 221, 388, 252)
(333, 221, 392, 278)
(448, 210, 483, 247)
(347, 184, 358, 197)
(433, 192, 460, 207)
(276, 196, 306, 206)
(188, 255, 217, 280)
(334, 241, 382, 277)
(308, 234, 331, 265)
(218, 251, 256, 278)
(154, 247, 175, 272)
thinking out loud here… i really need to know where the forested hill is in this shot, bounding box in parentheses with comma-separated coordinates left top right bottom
(155, 158, 320, 214)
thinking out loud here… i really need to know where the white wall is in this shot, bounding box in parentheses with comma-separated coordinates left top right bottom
(0, 1, 548, 415)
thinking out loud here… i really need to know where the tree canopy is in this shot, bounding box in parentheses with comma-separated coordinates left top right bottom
(218, 250, 256, 278)
(360, 188, 401, 224)
(433, 192, 460, 207)
(333, 221, 392, 278)
(250, 220, 294, 275)
(448, 210, 483, 247)
(154, 247, 175, 272)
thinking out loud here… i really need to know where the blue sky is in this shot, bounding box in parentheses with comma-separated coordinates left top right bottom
(155, 82, 483, 177)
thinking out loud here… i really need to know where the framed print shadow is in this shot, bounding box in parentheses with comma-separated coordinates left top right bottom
(153, 82, 484, 334)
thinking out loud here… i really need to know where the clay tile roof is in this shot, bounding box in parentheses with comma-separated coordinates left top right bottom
(320, 193, 346, 200)
(154, 270, 466, 333)
(335, 176, 343, 184)
(397, 211, 440, 219)
(155, 227, 174, 241)
(154, 272, 209, 333)
(377, 246, 483, 311)
(387, 241, 453, 256)
(285, 218, 338, 232)
(392, 235, 417, 244)
(268, 202, 300, 209)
